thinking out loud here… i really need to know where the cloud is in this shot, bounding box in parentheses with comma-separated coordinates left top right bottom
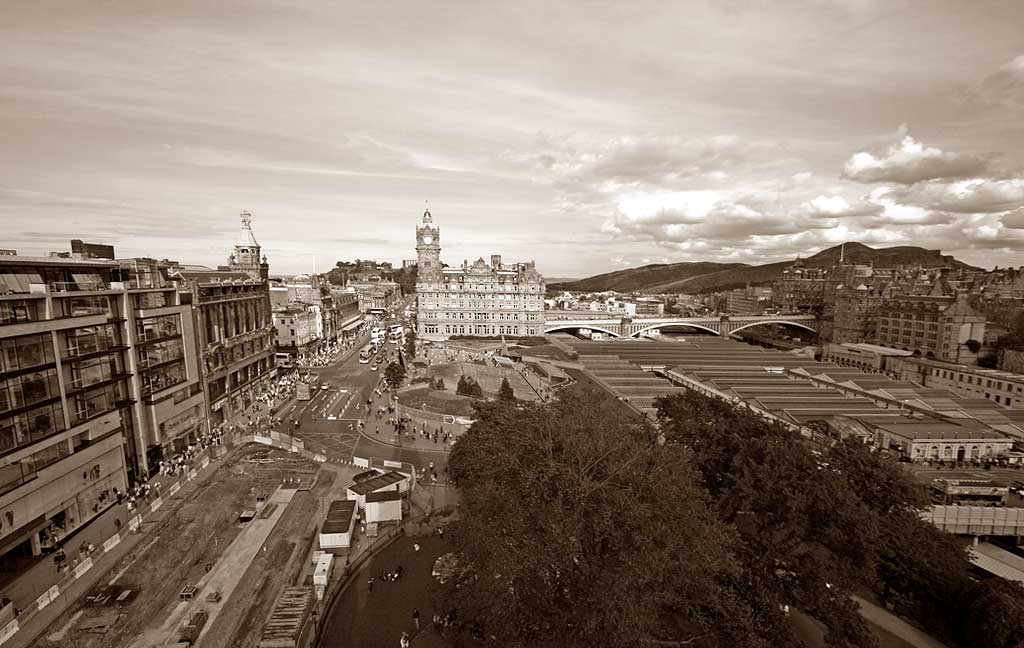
(1003, 208, 1024, 229)
(970, 54, 1024, 109)
(807, 194, 883, 218)
(515, 133, 782, 194)
(602, 190, 828, 245)
(883, 178, 1024, 214)
(842, 131, 992, 185)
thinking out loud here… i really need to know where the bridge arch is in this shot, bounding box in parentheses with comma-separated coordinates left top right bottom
(629, 322, 722, 338)
(727, 320, 818, 336)
(543, 324, 622, 338)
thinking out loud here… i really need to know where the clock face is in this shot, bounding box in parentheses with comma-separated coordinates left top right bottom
(422, 235, 433, 245)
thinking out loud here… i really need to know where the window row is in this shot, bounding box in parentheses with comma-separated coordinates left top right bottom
(0, 441, 71, 496)
(136, 314, 180, 342)
(140, 360, 187, 398)
(1, 333, 55, 374)
(72, 384, 119, 425)
(0, 402, 66, 454)
(0, 299, 40, 325)
(139, 338, 184, 368)
(0, 368, 59, 415)
(56, 295, 111, 318)
(65, 324, 120, 358)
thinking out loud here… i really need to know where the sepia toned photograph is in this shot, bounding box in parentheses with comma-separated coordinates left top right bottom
(1, 2, 1024, 647)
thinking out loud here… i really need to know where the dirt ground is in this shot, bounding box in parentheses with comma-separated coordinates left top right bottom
(32, 445, 319, 648)
(201, 466, 336, 648)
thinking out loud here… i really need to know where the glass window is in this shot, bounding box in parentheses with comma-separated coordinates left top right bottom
(0, 299, 40, 324)
(136, 314, 180, 342)
(141, 360, 187, 397)
(70, 355, 115, 390)
(65, 324, 118, 357)
(0, 401, 66, 455)
(72, 385, 117, 425)
(133, 292, 167, 309)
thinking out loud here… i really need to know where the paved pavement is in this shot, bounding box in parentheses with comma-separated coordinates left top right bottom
(321, 535, 453, 648)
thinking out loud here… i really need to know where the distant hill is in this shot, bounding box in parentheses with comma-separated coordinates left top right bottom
(549, 262, 748, 293)
(549, 243, 977, 294)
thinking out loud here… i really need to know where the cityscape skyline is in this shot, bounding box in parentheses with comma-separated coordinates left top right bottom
(3, 2, 1024, 276)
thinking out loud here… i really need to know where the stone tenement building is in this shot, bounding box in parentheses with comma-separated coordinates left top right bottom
(170, 213, 275, 426)
(414, 208, 545, 340)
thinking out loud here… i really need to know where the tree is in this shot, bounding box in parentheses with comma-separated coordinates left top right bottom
(404, 328, 417, 358)
(655, 391, 882, 647)
(445, 388, 765, 648)
(456, 375, 484, 398)
(957, 578, 1024, 648)
(384, 362, 406, 388)
(498, 376, 515, 401)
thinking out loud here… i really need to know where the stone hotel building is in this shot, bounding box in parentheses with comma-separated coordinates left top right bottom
(414, 209, 545, 340)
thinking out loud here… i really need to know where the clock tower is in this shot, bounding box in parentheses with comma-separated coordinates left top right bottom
(416, 206, 441, 278)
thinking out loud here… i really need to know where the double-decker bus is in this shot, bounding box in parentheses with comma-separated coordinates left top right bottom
(359, 345, 373, 364)
(371, 327, 385, 344)
(388, 324, 403, 344)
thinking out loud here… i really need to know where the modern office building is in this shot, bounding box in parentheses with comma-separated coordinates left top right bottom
(0, 257, 132, 570)
(414, 208, 545, 339)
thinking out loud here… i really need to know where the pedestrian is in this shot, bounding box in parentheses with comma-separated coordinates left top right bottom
(414, 542, 420, 552)
(413, 608, 420, 630)
(368, 577, 374, 591)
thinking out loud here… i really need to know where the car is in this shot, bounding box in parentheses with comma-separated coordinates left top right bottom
(320, 383, 329, 390)
(370, 364, 378, 372)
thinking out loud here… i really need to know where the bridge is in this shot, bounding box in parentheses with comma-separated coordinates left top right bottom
(542, 313, 819, 338)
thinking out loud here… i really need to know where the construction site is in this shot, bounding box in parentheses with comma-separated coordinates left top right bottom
(28, 444, 329, 648)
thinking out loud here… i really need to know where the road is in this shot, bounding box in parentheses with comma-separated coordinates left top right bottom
(284, 314, 452, 473)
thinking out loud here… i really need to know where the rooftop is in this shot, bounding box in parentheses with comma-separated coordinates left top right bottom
(876, 421, 1010, 441)
(346, 471, 405, 496)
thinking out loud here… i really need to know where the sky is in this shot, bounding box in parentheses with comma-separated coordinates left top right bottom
(2, 1, 1024, 278)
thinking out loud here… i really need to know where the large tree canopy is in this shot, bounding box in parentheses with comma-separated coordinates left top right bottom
(445, 389, 756, 648)
(444, 383, 1024, 648)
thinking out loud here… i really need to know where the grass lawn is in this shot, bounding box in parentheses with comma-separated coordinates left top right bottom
(428, 362, 538, 400)
(398, 387, 479, 418)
